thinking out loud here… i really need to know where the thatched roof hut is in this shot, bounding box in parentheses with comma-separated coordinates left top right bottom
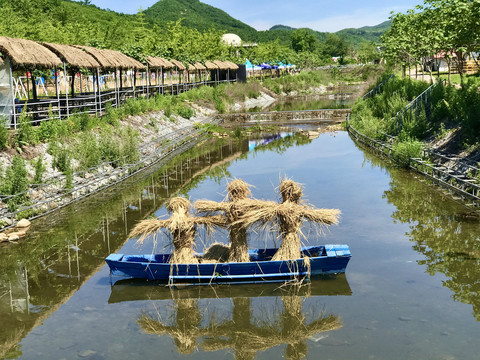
(170, 59, 186, 71)
(204, 61, 218, 70)
(213, 60, 229, 70)
(146, 56, 175, 70)
(0, 36, 62, 69)
(223, 61, 239, 70)
(188, 64, 197, 72)
(41, 42, 100, 69)
(194, 62, 206, 71)
(75, 45, 145, 70)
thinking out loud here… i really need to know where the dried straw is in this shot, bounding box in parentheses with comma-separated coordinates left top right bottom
(195, 179, 269, 263)
(0, 36, 62, 68)
(129, 197, 225, 264)
(236, 178, 341, 261)
(201, 242, 230, 263)
(41, 42, 100, 69)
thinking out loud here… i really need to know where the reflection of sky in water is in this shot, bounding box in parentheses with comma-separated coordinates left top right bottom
(248, 132, 293, 151)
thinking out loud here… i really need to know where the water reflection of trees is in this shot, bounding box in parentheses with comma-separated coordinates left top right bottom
(382, 164, 480, 320)
(138, 285, 342, 360)
(0, 132, 314, 358)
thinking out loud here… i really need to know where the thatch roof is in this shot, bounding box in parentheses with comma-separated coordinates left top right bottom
(213, 60, 229, 70)
(42, 42, 100, 69)
(75, 45, 145, 70)
(204, 61, 218, 70)
(223, 61, 239, 70)
(188, 64, 197, 72)
(0, 36, 62, 69)
(170, 59, 186, 71)
(194, 62, 206, 71)
(146, 56, 175, 70)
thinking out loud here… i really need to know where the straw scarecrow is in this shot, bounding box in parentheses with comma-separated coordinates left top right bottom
(239, 179, 341, 261)
(195, 179, 270, 263)
(138, 298, 203, 355)
(129, 197, 225, 264)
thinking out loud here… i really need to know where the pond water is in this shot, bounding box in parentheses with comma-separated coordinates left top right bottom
(1, 129, 480, 360)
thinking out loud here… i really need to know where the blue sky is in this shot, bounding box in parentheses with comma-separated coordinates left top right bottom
(89, 0, 421, 32)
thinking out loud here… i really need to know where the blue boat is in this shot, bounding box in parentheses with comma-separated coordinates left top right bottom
(105, 245, 351, 285)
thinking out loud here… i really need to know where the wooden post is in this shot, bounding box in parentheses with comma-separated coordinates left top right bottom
(9, 59, 17, 129)
(63, 62, 70, 117)
(97, 68, 102, 114)
(114, 69, 119, 108)
(146, 64, 150, 100)
(161, 67, 164, 95)
(54, 67, 60, 119)
(133, 69, 136, 99)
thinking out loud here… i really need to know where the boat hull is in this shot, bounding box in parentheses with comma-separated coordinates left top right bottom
(105, 245, 351, 284)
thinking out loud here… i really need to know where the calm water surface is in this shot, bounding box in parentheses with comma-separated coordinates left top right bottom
(1, 130, 479, 360)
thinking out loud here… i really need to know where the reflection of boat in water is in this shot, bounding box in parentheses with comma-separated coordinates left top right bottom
(106, 245, 351, 285)
(134, 283, 346, 359)
(108, 273, 351, 303)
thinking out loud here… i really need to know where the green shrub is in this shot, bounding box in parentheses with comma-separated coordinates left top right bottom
(64, 159, 73, 190)
(0, 117, 8, 150)
(75, 132, 101, 170)
(16, 112, 37, 147)
(175, 104, 195, 119)
(32, 157, 46, 184)
(392, 139, 423, 168)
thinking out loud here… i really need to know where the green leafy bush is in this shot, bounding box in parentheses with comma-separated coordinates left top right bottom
(0, 117, 8, 150)
(392, 139, 423, 168)
(33, 157, 46, 184)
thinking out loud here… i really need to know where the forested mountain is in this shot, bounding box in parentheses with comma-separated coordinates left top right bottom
(263, 21, 391, 47)
(143, 0, 258, 41)
(336, 21, 391, 44)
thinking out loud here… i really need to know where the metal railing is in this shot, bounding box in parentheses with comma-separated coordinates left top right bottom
(395, 79, 446, 133)
(362, 74, 395, 100)
(8, 78, 236, 129)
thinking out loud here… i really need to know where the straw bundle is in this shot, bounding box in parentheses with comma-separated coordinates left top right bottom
(195, 179, 270, 263)
(237, 178, 341, 261)
(138, 298, 202, 355)
(201, 242, 230, 263)
(204, 61, 218, 70)
(0, 36, 62, 68)
(170, 59, 186, 71)
(129, 197, 225, 264)
(41, 42, 100, 69)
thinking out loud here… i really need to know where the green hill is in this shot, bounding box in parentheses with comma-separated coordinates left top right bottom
(336, 21, 391, 44)
(143, 0, 258, 41)
(264, 21, 390, 47)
